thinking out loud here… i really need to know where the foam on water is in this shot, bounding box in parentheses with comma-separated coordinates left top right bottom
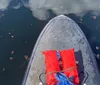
(1, 0, 100, 20)
(27, 0, 100, 20)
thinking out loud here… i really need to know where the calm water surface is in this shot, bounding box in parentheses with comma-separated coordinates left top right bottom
(0, 6, 100, 85)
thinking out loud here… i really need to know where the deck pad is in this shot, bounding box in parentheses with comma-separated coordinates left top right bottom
(22, 15, 100, 85)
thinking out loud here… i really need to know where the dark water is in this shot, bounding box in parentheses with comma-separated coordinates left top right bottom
(0, 6, 100, 85)
(0, 7, 47, 85)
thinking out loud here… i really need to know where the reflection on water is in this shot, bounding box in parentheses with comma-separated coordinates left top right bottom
(0, 6, 100, 85)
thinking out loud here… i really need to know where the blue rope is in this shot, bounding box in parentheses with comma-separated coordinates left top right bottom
(54, 72, 73, 85)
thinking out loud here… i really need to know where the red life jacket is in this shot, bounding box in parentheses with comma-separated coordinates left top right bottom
(42, 48, 79, 85)
(42, 50, 60, 85)
(59, 49, 79, 84)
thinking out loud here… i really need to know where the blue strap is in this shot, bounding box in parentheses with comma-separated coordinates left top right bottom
(56, 51, 61, 60)
(54, 72, 73, 85)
